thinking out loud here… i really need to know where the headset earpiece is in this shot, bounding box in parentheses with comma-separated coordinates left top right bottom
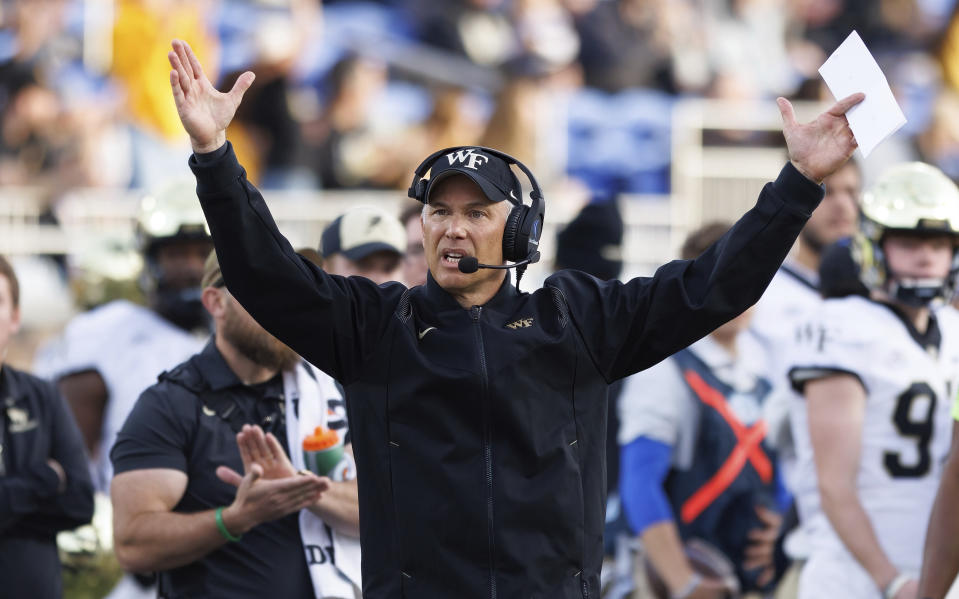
(409, 179, 427, 203)
(502, 205, 527, 263)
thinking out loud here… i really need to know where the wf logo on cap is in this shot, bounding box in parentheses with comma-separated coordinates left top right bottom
(446, 149, 489, 171)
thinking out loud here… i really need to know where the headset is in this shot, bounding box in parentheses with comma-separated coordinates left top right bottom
(407, 146, 545, 277)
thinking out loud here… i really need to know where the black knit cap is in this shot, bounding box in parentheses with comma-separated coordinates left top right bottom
(555, 200, 624, 281)
(819, 237, 870, 299)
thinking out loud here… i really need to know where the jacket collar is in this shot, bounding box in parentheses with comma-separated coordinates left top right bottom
(0, 365, 21, 407)
(423, 270, 521, 314)
(192, 340, 245, 392)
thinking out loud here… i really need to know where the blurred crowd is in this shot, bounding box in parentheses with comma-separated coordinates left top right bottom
(7, 0, 959, 597)
(5, 0, 959, 203)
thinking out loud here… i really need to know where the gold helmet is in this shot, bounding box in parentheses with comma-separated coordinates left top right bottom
(861, 162, 959, 238)
(69, 235, 144, 310)
(135, 177, 213, 331)
(135, 178, 210, 258)
(856, 162, 959, 305)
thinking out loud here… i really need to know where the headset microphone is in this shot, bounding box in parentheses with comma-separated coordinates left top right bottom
(458, 253, 541, 274)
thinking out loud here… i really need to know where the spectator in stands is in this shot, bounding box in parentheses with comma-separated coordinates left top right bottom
(399, 86, 486, 177)
(221, 0, 321, 189)
(574, 0, 676, 93)
(409, 0, 517, 67)
(916, 89, 959, 180)
(305, 54, 407, 189)
(111, 0, 219, 188)
(479, 76, 541, 169)
(511, 0, 581, 76)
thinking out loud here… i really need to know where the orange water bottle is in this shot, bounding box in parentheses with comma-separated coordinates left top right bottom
(303, 426, 344, 477)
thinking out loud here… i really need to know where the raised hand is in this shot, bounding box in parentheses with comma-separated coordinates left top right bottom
(168, 38, 255, 154)
(778, 92, 865, 184)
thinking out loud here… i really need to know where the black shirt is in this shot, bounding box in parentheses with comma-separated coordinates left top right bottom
(111, 341, 313, 599)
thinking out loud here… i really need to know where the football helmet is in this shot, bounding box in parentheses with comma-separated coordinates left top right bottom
(135, 177, 212, 331)
(856, 162, 959, 306)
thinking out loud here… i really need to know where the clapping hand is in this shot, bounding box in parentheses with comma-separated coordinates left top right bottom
(215, 424, 330, 534)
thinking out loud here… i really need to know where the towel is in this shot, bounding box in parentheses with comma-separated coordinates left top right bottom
(283, 362, 362, 598)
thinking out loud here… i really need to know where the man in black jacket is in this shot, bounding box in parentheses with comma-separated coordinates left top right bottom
(0, 255, 94, 598)
(168, 39, 863, 599)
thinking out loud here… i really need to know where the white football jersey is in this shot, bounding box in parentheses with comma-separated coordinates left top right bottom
(788, 295, 959, 572)
(745, 261, 823, 491)
(34, 300, 205, 491)
(748, 261, 822, 387)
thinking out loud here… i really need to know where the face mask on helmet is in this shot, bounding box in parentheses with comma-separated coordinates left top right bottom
(858, 162, 959, 307)
(151, 284, 210, 332)
(136, 178, 213, 332)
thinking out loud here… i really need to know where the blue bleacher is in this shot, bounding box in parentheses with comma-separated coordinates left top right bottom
(566, 88, 674, 195)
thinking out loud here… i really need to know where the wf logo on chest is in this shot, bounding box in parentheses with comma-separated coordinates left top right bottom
(446, 149, 489, 171)
(5, 404, 37, 433)
(506, 318, 533, 330)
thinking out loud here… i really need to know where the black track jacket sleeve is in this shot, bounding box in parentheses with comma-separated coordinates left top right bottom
(190, 143, 407, 384)
(547, 161, 823, 382)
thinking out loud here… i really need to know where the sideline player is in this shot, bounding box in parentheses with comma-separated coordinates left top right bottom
(788, 163, 959, 599)
(33, 179, 210, 598)
(34, 180, 211, 492)
(745, 159, 861, 589)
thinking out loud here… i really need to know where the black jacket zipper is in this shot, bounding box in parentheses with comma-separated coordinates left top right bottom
(0, 406, 5, 477)
(471, 305, 496, 599)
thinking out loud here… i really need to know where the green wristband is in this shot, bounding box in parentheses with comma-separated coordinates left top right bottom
(215, 506, 242, 542)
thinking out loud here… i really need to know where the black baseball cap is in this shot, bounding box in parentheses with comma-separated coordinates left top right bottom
(424, 148, 522, 206)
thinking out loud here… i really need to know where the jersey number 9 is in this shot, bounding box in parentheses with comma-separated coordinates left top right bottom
(883, 382, 936, 479)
